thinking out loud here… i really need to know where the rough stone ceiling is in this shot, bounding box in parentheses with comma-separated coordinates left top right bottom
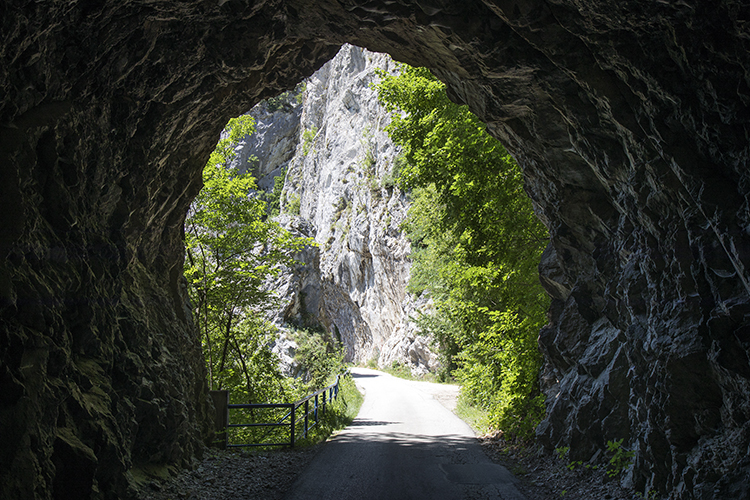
(1, 1, 749, 498)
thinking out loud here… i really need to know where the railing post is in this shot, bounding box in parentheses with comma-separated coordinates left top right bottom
(322, 390, 327, 415)
(314, 394, 319, 424)
(290, 403, 296, 448)
(304, 399, 309, 438)
(209, 390, 229, 450)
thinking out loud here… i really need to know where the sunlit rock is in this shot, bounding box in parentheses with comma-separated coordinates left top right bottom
(241, 45, 437, 373)
(2, 1, 749, 498)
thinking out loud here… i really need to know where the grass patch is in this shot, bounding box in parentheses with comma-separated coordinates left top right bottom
(455, 397, 492, 435)
(379, 361, 448, 384)
(382, 361, 415, 379)
(226, 372, 362, 451)
(293, 373, 363, 447)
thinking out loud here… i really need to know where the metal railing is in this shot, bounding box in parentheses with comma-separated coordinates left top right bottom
(210, 371, 347, 449)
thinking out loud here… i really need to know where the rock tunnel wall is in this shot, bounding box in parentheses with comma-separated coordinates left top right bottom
(1, 1, 748, 498)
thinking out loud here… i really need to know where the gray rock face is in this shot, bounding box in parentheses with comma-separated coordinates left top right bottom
(2, 1, 749, 499)
(229, 96, 303, 190)
(242, 45, 437, 373)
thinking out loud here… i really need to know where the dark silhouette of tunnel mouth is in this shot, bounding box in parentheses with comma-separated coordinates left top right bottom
(2, 3, 748, 499)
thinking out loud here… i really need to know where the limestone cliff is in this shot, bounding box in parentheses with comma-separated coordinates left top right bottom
(2, 2, 750, 499)
(240, 45, 437, 373)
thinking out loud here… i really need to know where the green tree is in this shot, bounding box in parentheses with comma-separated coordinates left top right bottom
(266, 166, 287, 218)
(184, 115, 309, 400)
(292, 327, 346, 390)
(375, 65, 549, 438)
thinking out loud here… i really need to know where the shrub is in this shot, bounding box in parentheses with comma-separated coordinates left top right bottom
(302, 127, 318, 156)
(286, 193, 301, 215)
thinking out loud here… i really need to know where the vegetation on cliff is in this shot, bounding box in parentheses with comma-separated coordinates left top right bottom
(375, 65, 549, 439)
(184, 114, 353, 446)
(184, 116, 343, 398)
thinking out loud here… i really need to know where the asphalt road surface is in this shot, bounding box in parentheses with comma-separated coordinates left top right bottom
(283, 367, 526, 500)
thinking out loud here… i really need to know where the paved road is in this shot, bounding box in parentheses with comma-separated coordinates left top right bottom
(283, 367, 526, 500)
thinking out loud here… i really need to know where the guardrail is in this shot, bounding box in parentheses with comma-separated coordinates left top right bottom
(210, 371, 347, 449)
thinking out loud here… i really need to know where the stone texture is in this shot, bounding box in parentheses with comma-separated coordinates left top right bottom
(1, 1, 749, 499)
(243, 45, 437, 373)
(228, 93, 303, 191)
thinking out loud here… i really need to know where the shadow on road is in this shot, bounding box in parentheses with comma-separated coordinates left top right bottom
(330, 430, 477, 450)
(284, 369, 526, 499)
(284, 430, 524, 499)
(348, 419, 398, 427)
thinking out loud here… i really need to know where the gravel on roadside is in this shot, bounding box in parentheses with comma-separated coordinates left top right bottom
(138, 373, 636, 500)
(478, 434, 636, 500)
(138, 436, 636, 500)
(137, 445, 321, 500)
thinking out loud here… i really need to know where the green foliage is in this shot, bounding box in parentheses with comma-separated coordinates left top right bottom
(185, 115, 357, 450)
(302, 127, 318, 156)
(184, 115, 311, 402)
(374, 64, 549, 439)
(291, 374, 364, 448)
(361, 148, 376, 172)
(266, 167, 287, 217)
(555, 447, 570, 461)
(337, 375, 364, 421)
(385, 361, 413, 379)
(266, 93, 293, 112)
(295, 83, 307, 105)
(264, 82, 306, 112)
(381, 154, 403, 189)
(229, 372, 361, 450)
(606, 439, 635, 478)
(567, 460, 583, 471)
(332, 196, 348, 220)
(378, 360, 441, 384)
(356, 145, 379, 193)
(286, 193, 301, 215)
(455, 396, 492, 435)
(554, 445, 605, 474)
(635, 490, 661, 500)
(292, 327, 346, 390)
(383, 214, 392, 228)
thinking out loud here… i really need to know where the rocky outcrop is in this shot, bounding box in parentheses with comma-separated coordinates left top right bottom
(2, 1, 749, 499)
(227, 87, 304, 190)
(242, 45, 437, 373)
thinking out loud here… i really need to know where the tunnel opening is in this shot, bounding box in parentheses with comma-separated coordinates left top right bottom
(2, 2, 750, 499)
(186, 43, 550, 459)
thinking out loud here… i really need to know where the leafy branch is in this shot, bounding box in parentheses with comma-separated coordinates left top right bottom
(373, 63, 549, 439)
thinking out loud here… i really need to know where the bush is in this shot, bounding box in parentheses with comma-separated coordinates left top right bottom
(266, 167, 287, 217)
(286, 193, 301, 215)
(292, 373, 363, 447)
(292, 327, 346, 390)
(374, 63, 550, 441)
(302, 127, 318, 156)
